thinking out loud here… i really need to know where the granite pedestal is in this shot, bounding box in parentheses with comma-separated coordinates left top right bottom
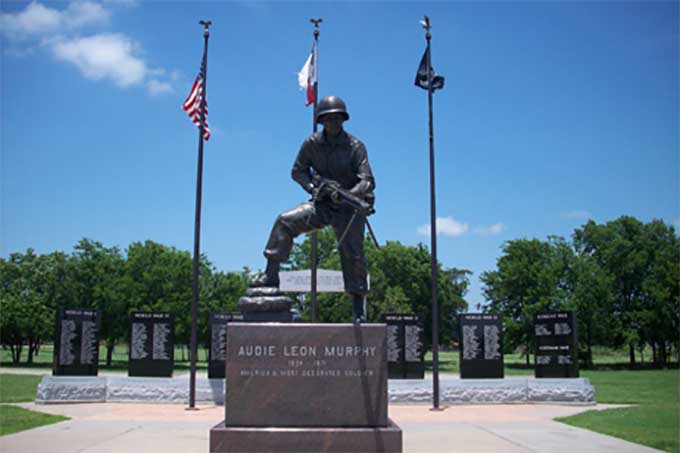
(209, 323, 402, 452)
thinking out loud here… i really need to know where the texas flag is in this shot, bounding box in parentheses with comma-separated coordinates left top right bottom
(297, 42, 317, 106)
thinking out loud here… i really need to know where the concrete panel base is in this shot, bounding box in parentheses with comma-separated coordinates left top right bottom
(36, 376, 595, 405)
(388, 377, 595, 404)
(209, 419, 402, 453)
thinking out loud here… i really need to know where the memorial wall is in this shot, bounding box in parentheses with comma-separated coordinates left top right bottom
(534, 311, 578, 378)
(382, 313, 425, 379)
(53, 307, 101, 376)
(459, 313, 504, 379)
(128, 312, 175, 377)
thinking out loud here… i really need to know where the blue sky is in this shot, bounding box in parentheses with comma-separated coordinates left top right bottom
(2, 0, 678, 308)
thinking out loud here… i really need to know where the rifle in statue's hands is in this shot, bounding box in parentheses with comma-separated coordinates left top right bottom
(310, 174, 380, 249)
(311, 174, 375, 216)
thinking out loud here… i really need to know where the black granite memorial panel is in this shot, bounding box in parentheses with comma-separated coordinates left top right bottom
(128, 312, 174, 377)
(534, 311, 579, 378)
(459, 313, 504, 379)
(53, 307, 101, 376)
(225, 323, 387, 428)
(208, 312, 244, 379)
(381, 313, 425, 379)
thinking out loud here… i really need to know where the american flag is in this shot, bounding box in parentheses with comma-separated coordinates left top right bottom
(182, 68, 210, 141)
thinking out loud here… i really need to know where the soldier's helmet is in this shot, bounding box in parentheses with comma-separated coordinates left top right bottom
(315, 96, 350, 123)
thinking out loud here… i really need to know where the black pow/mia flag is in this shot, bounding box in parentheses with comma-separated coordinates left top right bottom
(414, 47, 445, 91)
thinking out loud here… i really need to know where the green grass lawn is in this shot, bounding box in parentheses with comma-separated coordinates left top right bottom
(2, 346, 678, 450)
(0, 374, 45, 403)
(425, 351, 679, 452)
(557, 369, 679, 453)
(0, 405, 69, 436)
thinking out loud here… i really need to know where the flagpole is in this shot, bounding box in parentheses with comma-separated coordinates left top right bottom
(188, 19, 211, 411)
(310, 18, 322, 323)
(422, 16, 442, 411)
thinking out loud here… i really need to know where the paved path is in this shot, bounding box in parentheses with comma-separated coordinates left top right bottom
(0, 402, 661, 453)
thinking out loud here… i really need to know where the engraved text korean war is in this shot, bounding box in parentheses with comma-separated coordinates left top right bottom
(534, 311, 579, 378)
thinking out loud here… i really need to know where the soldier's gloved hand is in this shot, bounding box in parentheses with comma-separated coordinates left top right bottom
(308, 184, 321, 200)
(322, 180, 342, 204)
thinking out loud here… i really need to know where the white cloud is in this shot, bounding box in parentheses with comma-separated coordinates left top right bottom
(474, 223, 505, 236)
(50, 34, 145, 87)
(147, 79, 173, 95)
(64, 1, 110, 29)
(3, 1, 174, 95)
(673, 218, 680, 228)
(564, 210, 592, 219)
(1, 1, 110, 39)
(417, 217, 469, 237)
(102, 0, 139, 7)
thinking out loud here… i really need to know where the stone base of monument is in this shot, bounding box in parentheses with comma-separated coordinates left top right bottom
(209, 420, 402, 453)
(388, 377, 595, 404)
(210, 323, 402, 453)
(239, 287, 296, 322)
(36, 376, 226, 404)
(35, 376, 594, 405)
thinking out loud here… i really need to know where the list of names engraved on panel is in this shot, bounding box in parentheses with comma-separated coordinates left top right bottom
(558, 355, 573, 364)
(555, 322, 572, 335)
(484, 325, 501, 360)
(462, 325, 480, 360)
(386, 325, 400, 362)
(535, 324, 551, 336)
(404, 324, 422, 362)
(59, 320, 77, 365)
(80, 320, 97, 364)
(130, 322, 148, 359)
(152, 323, 170, 360)
(536, 355, 551, 365)
(212, 324, 227, 361)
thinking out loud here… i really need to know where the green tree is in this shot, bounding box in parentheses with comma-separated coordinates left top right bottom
(125, 240, 194, 347)
(574, 216, 653, 367)
(569, 254, 614, 368)
(481, 237, 571, 365)
(0, 250, 56, 364)
(639, 220, 679, 365)
(69, 239, 129, 366)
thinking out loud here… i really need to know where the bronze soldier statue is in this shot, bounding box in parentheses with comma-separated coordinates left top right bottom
(251, 96, 375, 323)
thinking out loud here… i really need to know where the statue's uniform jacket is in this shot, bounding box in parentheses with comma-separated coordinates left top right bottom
(264, 130, 375, 295)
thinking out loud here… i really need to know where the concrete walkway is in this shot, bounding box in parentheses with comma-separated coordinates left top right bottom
(0, 401, 661, 453)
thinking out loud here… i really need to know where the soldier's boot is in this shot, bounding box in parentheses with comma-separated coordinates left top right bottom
(352, 293, 366, 324)
(250, 260, 280, 288)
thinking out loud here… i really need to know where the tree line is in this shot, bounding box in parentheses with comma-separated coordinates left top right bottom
(481, 216, 679, 368)
(2, 215, 676, 368)
(0, 233, 470, 364)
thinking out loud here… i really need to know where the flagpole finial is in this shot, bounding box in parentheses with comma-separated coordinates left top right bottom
(311, 18, 322, 38)
(420, 15, 431, 40)
(199, 20, 212, 37)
